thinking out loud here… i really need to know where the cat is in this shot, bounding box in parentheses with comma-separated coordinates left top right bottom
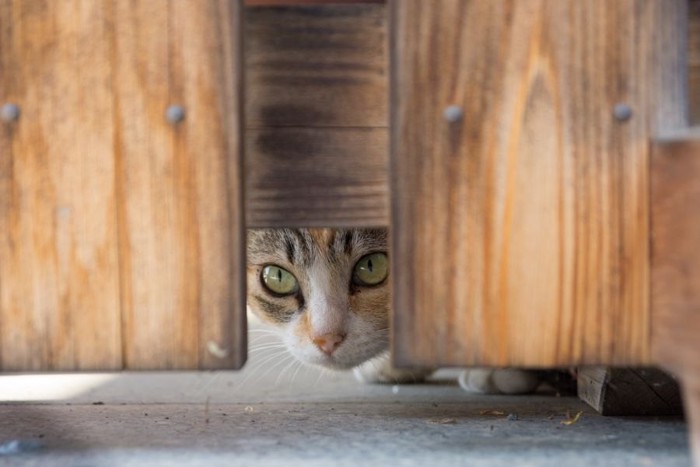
(247, 227, 541, 394)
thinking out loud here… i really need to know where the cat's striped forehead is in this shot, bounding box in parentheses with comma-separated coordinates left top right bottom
(247, 228, 387, 267)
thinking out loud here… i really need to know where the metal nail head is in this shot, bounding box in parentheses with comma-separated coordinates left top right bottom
(613, 103, 632, 122)
(443, 105, 464, 123)
(165, 105, 186, 124)
(1, 103, 20, 122)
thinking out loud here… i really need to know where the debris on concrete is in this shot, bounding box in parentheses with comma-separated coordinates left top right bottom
(561, 411, 584, 426)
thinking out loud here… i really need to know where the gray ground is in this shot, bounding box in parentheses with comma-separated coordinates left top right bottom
(0, 328, 691, 466)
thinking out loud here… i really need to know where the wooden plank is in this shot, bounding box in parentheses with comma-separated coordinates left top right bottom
(684, 383, 700, 467)
(246, 128, 387, 227)
(651, 131, 700, 381)
(245, 4, 386, 128)
(0, 0, 121, 370)
(245, 4, 388, 227)
(651, 130, 700, 464)
(577, 367, 682, 416)
(246, 1, 384, 7)
(0, 0, 245, 371)
(690, 0, 700, 125)
(391, 0, 687, 368)
(113, 0, 246, 370)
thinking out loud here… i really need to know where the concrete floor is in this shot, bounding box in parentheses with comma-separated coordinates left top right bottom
(0, 328, 691, 466)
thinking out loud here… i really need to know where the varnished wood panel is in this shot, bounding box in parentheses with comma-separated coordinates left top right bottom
(391, 0, 687, 368)
(0, 0, 121, 370)
(113, 0, 245, 370)
(245, 4, 388, 227)
(0, 0, 245, 370)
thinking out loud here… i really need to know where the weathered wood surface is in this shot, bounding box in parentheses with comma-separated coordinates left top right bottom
(0, 1, 121, 371)
(577, 367, 683, 416)
(246, 128, 387, 226)
(391, 0, 687, 368)
(0, 0, 246, 370)
(651, 129, 700, 466)
(690, 0, 700, 125)
(651, 131, 700, 383)
(244, 4, 388, 227)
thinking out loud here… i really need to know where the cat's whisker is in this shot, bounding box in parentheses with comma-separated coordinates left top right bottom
(248, 328, 281, 333)
(249, 349, 288, 367)
(248, 335, 281, 344)
(248, 349, 288, 360)
(314, 366, 329, 386)
(254, 353, 296, 388)
(275, 356, 300, 386)
(245, 351, 288, 379)
(249, 343, 287, 353)
(236, 350, 289, 389)
(290, 360, 305, 385)
(248, 331, 282, 339)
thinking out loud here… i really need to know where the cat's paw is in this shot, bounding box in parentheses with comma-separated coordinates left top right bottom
(458, 368, 540, 395)
(353, 352, 433, 384)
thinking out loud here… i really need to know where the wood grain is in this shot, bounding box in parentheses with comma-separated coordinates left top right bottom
(113, 0, 246, 370)
(690, 0, 700, 125)
(246, 128, 387, 227)
(651, 130, 700, 465)
(651, 130, 700, 381)
(391, 0, 687, 368)
(0, 0, 245, 370)
(245, 4, 386, 128)
(246, 1, 384, 7)
(245, 4, 388, 227)
(0, 0, 121, 370)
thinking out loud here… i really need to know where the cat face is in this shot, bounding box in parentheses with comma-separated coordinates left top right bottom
(247, 228, 389, 370)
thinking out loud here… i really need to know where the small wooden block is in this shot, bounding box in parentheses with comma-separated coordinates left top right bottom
(577, 367, 683, 416)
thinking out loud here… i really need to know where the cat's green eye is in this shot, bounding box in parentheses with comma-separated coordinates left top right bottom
(261, 265, 299, 296)
(353, 252, 388, 286)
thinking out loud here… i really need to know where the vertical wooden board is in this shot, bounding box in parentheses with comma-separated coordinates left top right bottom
(391, 0, 686, 368)
(690, 0, 700, 125)
(651, 133, 700, 380)
(113, 0, 245, 369)
(651, 133, 700, 466)
(0, 0, 121, 370)
(172, 0, 246, 369)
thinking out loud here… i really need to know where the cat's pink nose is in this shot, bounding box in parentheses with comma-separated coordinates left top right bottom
(313, 333, 345, 355)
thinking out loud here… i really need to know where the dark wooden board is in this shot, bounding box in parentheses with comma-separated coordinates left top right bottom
(244, 4, 389, 227)
(577, 367, 683, 416)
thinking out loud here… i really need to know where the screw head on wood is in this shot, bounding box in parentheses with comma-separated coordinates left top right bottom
(613, 103, 632, 122)
(443, 105, 464, 123)
(1, 103, 20, 122)
(165, 105, 186, 124)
